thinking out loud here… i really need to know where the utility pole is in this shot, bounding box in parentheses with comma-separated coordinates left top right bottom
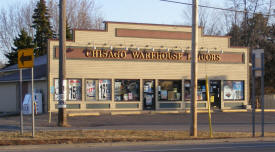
(58, 0, 68, 127)
(190, 0, 198, 137)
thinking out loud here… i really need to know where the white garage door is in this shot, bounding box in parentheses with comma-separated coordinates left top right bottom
(0, 83, 17, 112)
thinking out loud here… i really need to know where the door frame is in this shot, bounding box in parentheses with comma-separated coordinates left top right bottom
(143, 79, 156, 110)
(210, 80, 221, 108)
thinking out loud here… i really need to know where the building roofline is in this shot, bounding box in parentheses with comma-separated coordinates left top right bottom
(103, 21, 203, 28)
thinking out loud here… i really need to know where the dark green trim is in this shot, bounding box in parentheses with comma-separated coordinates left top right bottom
(224, 102, 243, 109)
(116, 103, 139, 109)
(159, 103, 181, 108)
(185, 102, 206, 108)
(86, 104, 110, 109)
(55, 104, 80, 109)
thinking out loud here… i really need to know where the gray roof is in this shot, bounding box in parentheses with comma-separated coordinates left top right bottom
(0, 55, 47, 82)
(0, 55, 47, 72)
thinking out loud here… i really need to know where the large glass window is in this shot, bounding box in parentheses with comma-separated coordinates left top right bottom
(114, 79, 140, 101)
(158, 80, 182, 101)
(86, 79, 112, 101)
(184, 80, 206, 101)
(223, 80, 244, 100)
(68, 79, 82, 101)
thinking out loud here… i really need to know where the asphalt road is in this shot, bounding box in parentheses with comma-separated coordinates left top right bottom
(0, 112, 275, 132)
(1, 140, 275, 152)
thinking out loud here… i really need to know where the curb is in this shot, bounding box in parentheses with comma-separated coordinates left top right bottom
(67, 109, 275, 117)
(111, 111, 143, 115)
(255, 109, 275, 112)
(185, 110, 213, 113)
(151, 111, 180, 114)
(221, 109, 248, 112)
(68, 112, 100, 117)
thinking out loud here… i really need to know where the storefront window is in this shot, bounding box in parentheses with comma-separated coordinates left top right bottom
(68, 79, 82, 100)
(86, 80, 96, 100)
(223, 80, 244, 100)
(114, 79, 140, 101)
(54, 79, 67, 101)
(86, 79, 111, 101)
(158, 80, 182, 101)
(184, 80, 206, 101)
(184, 80, 191, 100)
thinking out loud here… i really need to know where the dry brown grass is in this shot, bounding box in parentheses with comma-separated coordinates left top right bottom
(0, 130, 275, 145)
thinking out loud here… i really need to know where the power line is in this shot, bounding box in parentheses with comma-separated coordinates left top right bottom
(160, 0, 275, 17)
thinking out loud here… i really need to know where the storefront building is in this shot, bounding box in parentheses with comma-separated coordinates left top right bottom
(48, 21, 249, 112)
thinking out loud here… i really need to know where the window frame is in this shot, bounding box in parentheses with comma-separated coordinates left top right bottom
(85, 79, 112, 101)
(223, 80, 245, 101)
(158, 79, 182, 102)
(67, 78, 82, 101)
(184, 79, 207, 101)
(114, 79, 140, 102)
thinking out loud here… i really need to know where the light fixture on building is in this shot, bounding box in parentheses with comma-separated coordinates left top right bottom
(137, 47, 140, 51)
(207, 49, 210, 53)
(126, 47, 128, 50)
(152, 48, 155, 52)
(167, 48, 170, 52)
(221, 49, 224, 54)
(181, 49, 185, 53)
(110, 45, 113, 50)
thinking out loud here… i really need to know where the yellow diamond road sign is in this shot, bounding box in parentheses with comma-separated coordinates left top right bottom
(18, 49, 34, 69)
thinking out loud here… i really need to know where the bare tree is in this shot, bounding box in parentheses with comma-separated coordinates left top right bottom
(223, 0, 274, 34)
(181, 0, 224, 35)
(0, 0, 104, 62)
(47, 0, 104, 34)
(0, 1, 36, 57)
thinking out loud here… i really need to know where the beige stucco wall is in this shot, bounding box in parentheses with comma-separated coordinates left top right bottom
(48, 22, 248, 112)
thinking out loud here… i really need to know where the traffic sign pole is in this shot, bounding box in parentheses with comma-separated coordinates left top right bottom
(18, 48, 34, 135)
(32, 67, 35, 137)
(20, 69, 23, 135)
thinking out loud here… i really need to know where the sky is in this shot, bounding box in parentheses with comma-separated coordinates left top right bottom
(0, 0, 227, 62)
(0, 0, 226, 25)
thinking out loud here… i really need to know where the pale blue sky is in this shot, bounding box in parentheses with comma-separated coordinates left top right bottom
(0, 0, 226, 25)
(0, 0, 227, 62)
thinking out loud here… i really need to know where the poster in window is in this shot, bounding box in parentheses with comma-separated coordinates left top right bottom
(233, 81, 243, 100)
(224, 81, 234, 100)
(99, 80, 111, 100)
(145, 95, 153, 105)
(69, 79, 81, 100)
(86, 80, 96, 100)
(54, 79, 67, 100)
(161, 90, 168, 100)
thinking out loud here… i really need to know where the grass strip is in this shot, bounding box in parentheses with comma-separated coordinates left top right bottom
(0, 130, 274, 146)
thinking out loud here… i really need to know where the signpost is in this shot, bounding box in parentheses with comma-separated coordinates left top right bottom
(251, 49, 265, 137)
(17, 48, 34, 137)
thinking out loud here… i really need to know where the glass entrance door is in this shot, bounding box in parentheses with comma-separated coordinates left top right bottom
(143, 80, 155, 110)
(210, 80, 221, 108)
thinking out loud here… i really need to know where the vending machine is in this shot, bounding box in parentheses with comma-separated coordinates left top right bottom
(23, 93, 43, 115)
